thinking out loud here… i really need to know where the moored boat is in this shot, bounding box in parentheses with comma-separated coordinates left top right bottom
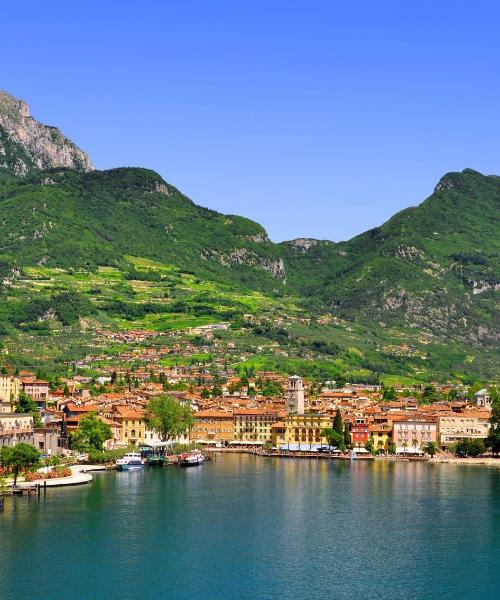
(116, 452, 144, 471)
(178, 451, 205, 467)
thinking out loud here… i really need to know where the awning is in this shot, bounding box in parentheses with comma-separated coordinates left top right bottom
(279, 443, 324, 452)
(228, 440, 265, 446)
(141, 441, 174, 448)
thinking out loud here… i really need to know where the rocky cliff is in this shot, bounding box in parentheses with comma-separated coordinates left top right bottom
(0, 90, 93, 176)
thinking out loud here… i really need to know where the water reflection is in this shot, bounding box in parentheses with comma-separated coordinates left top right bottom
(1, 456, 499, 600)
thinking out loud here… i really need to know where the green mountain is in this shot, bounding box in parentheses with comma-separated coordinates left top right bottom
(0, 91, 498, 382)
(283, 169, 499, 344)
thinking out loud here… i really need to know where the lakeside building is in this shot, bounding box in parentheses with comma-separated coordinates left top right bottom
(351, 417, 370, 448)
(437, 411, 490, 450)
(392, 417, 438, 454)
(233, 409, 281, 443)
(368, 423, 393, 452)
(190, 410, 234, 444)
(271, 414, 333, 448)
(112, 405, 188, 446)
(0, 375, 20, 413)
(0, 413, 34, 447)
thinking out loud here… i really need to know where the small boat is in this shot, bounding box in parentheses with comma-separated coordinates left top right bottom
(179, 451, 205, 467)
(116, 452, 144, 471)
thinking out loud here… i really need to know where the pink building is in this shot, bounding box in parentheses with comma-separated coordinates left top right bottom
(21, 379, 50, 400)
(392, 417, 437, 454)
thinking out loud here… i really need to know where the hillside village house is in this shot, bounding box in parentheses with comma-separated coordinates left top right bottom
(474, 389, 492, 410)
(392, 417, 438, 454)
(21, 379, 50, 401)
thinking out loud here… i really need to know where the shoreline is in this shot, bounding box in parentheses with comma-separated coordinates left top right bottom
(210, 447, 500, 467)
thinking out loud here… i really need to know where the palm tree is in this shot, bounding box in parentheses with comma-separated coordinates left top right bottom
(412, 438, 419, 455)
(424, 441, 439, 458)
(402, 441, 408, 456)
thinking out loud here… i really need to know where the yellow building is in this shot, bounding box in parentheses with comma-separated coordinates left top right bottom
(113, 406, 147, 446)
(112, 405, 188, 447)
(271, 414, 333, 448)
(0, 375, 20, 413)
(233, 409, 281, 443)
(368, 424, 393, 452)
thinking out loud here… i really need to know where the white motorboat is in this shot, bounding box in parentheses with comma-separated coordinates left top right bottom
(116, 452, 144, 471)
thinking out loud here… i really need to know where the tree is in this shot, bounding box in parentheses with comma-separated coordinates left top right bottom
(335, 376, 346, 389)
(454, 438, 486, 458)
(0, 443, 40, 486)
(333, 410, 343, 435)
(144, 395, 194, 443)
(424, 441, 439, 458)
(71, 413, 112, 452)
(382, 386, 396, 401)
(402, 441, 408, 455)
(388, 442, 397, 455)
(343, 422, 351, 447)
(422, 385, 438, 404)
(63, 383, 70, 397)
(412, 438, 419, 454)
(15, 392, 42, 428)
(320, 428, 345, 451)
(365, 437, 375, 454)
(201, 387, 210, 399)
(212, 383, 223, 397)
(260, 381, 283, 397)
(111, 371, 117, 384)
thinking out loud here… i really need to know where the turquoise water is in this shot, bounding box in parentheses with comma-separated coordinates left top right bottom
(1, 455, 499, 600)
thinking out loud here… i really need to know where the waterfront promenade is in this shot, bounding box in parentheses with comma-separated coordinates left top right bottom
(15, 464, 105, 489)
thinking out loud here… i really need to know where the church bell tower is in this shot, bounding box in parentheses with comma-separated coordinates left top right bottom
(287, 375, 304, 415)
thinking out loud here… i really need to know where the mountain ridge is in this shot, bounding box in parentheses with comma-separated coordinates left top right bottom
(0, 91, 498, 380)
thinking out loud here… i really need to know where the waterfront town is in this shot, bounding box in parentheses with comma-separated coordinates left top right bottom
(0, 364, 497, 460)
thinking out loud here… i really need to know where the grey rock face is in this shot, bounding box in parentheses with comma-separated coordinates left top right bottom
(0, 90, 93, 175)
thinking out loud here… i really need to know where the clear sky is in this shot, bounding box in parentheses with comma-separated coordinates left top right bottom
(2, 1, 499, 242)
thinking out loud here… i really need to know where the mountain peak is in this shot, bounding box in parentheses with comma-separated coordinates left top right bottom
(0, 90, 93, 176)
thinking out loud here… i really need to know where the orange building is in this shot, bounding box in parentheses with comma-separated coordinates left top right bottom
(190, 410, 234, 444)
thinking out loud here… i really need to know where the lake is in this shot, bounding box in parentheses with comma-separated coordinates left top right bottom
(1, 454, 499, 599)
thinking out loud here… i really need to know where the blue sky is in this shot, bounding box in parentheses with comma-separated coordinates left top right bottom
(2, 1, 499, 241)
